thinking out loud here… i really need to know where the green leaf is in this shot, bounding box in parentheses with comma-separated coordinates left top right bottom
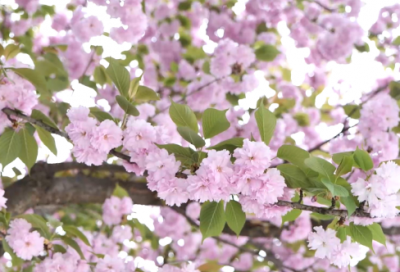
(353, 148, 373, 171)
(336, 227, 348, 242)
(389, 81, 400, 100)
(321, 178, 349, 197)
(35, 126, 57, 156)
(200, 201, 226, 241)
(332, 152, 353, 165)
(157, 144, 194, 166)
(93, 65, 110, 86)
(202, 108, 230, 139)
(225, 200, 246, 236)
(31, 109, 58, 129)
(255, 44, 280, 62)
(89, 107, 114, 122)
(310, 213, 334, 221)
(18, 125, 38, 171)
(169, 101, 198, 132)
(341, 196, 357, 216)
(63, 225, 91, 246)
(178, 0, 192, 10)
(304, 157, 336, 177)
(183, 46, 207, 63)
(198, 261, 224, 272)
(4, 44, 19, 60)
(294, 112, 310, 126)
(134, 85, 160, 102)
(281, 209, 301, 225)
(349, 223, 373, 250)
(61, 236, 85, 259)
(116, 95, 139, 116)
(393, 36, 400, 46)
(2, 239, 23, 266)
(367, 223, 386, 246)
(343, 104, 361, 119)
(277, 145, 310, 168)
(336, 156, 353, 176)
(255, 105, 276, 145)
(113, 183, 129, 198)
(277, 164, 311, 188)
(355, 43, 370, 53)
(207, 137, 244, 153)
(177, 126, 205, 148)
(0, 44, 3, 56)
(0, 129, 22, 167)
(18, 214, 51, 239)
(106, 59, 130, 98)
(11, 68, 47, 92)
(53, 244, 67, 254)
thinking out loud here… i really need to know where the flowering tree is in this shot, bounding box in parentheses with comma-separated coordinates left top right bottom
(1, 0, 400, 271)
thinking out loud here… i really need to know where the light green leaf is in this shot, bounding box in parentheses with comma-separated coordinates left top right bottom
(343, 104, 361, 119)
(225, 200, 246, 236)
(393, 36, 400, 46)
(198, 261, 224, 272)
(341, 196, 357, 216)
(332, 152, 354, 165)
(89, 107, 115, 122)
(277, 164, 311, 188)
(0, 129, 22, 167)
(31, 109, 58, 129)
(93, 65, 110, 86)
(177, 126, 205, 148)
(367, 223, 386, 246)
(321, 178, 349, 197)
(207, 137, 244, 153)
(18, 214, 51, 239)
(61, 236, 85, 259)
(200, 201, 226, 241)
(304, 157, 336, 177)
(35, 126, 57, 156)
(336, 156, 353, 176)
(277, 145, 310, 168)
(353, 148, 373, 171)
(336, 227, 348, 242)
(4, 44, 19, 60)
(349, 223, 373, 250)
(106, 59, 130, 98)
(202, 108, 230, 139)
(255, 105, 276, 145)
(255, 44, 280, 62)
(116, 95, 139, 116)
(113, 183, 129, 198)
(169, 101, 198, 132)
(18, 125, 38, 171)
(157, 144, 194, 166)
(281, 209, 302, 225)
(63, 225, 91, 246)
(11, 68, 47, 92)
(134, 85, 160, 102)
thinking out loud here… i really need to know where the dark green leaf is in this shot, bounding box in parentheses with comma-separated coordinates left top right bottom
(157, 144, 194, 166)
(113, 183, 129, 198)
(116, 95, 139, 116)
(341, 196, 357, 216)
(106, 59, 130, 98)
(35, 126, 57, 156)
(169, 101, 198, 132)
(61, 236, 85, 259)
(202, 108, 230, 139)
(18, 125, 38, 171)
(11, 68, 47, 92)
(18, 214, 51, 239)
(225, 200, 246, 236)
(343, 104, 361, 119)
(389, 81, 400, 100)
(31, 109, 58, 129)
(0, 129, 22, 167)
(255, 44, 280, 62)
(200, 201, 226, 241)
(63, 225, 91, 246)
(255, 105, 276, 145)
(53, 244, 67, 254)
(177, 126, 205, 148)
(353, 148, 373, 171)
(207, 137, 244, 153)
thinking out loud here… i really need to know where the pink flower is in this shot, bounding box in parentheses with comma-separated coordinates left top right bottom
(0, 189, 7, 210)
(307, 226, 340, 259)
(123, 119, 157, 152)
(71, 15, 104, 42)
(95, 255, 125, 272)
(145, 148, 181, 180)
(111, 225, 132, 243)
(67, 106, 90, 123)
(102, 196, 133, 226)
(156, 177, 189, 206)
(91, 120, 123, 153)
(6, 228, 44, 260)
(233, 139, 274, 173)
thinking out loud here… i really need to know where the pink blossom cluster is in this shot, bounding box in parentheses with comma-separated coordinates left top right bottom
(102, 196, 133, 225)
(308, 226, 369, 268)
(159, 263, 199, 272)
(351, 161, 400, 218)
(66, 107, 122, 166)
(0, 72, 38, 133)
(71, 7, 104, 43)
(358, 93, 399, 157)
(5, 219, 44, 260)
(34, 252, 90, 272)
(95, 255, 136, 272)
